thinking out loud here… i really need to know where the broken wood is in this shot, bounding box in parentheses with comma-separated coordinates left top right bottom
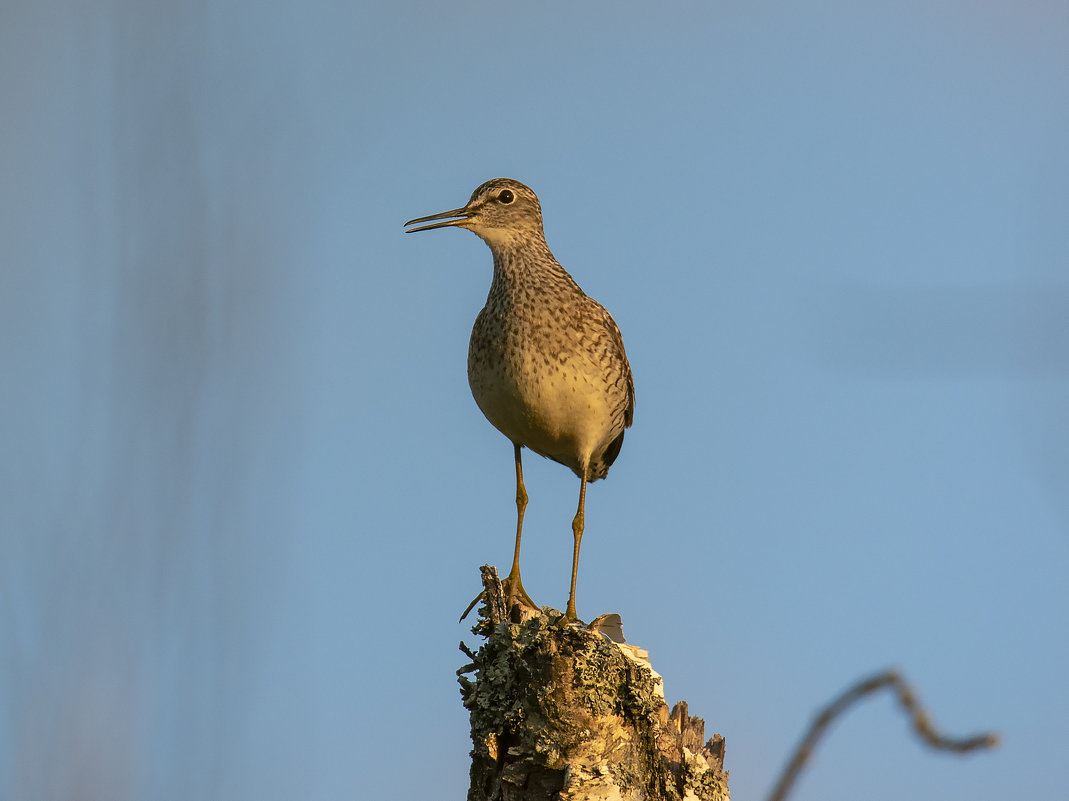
(458, 566, 729, 801)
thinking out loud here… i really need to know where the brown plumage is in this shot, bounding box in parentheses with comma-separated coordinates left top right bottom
(406, 178, 634, 621)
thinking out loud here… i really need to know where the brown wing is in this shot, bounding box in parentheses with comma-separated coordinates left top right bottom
(606, 309, 634, 429)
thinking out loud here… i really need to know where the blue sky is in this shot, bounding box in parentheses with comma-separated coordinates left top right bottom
(2, 1, 1067, 799)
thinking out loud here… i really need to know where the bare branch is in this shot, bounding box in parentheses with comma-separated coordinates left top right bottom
(767, 670, 999, 801)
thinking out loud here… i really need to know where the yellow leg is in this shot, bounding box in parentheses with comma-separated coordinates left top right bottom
(504, 443, 536, 609)
(564, 468, 588, 621)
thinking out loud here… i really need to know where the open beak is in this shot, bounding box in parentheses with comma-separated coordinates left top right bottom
(404, 206, 473, 233)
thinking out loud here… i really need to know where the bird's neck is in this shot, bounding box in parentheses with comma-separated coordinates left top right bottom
(488, 239, 579, 295)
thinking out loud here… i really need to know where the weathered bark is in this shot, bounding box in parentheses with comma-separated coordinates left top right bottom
(458, 567, 729, 801)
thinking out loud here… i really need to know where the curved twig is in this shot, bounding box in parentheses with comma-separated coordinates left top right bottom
(766, 669, 999, 801)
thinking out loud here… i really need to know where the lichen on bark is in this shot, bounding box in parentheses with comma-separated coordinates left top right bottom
(458, 568, 729, 801)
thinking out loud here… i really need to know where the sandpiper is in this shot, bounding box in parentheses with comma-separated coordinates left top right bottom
(406, 179, 634, 621)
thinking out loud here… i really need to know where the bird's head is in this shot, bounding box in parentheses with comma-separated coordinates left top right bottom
(404, 178, 545, 248)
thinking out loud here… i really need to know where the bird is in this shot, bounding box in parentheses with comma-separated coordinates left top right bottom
(405, 178, 634, 622)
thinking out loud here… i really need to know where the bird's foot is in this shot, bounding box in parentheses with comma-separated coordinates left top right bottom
(459, 573, 540, 623)
(552, 603, 584, 628)
(502, 573, 538, 611)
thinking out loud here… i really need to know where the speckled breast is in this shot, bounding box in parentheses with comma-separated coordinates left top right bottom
(467, 307, 624, 479)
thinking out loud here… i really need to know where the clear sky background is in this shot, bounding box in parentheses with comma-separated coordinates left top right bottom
(2, 1, 1067, 799)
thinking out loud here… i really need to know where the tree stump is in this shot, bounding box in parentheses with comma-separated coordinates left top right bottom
(458, 566, 729, 801)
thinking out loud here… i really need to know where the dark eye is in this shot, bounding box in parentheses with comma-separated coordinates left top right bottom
(498, 189, 515, 204)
